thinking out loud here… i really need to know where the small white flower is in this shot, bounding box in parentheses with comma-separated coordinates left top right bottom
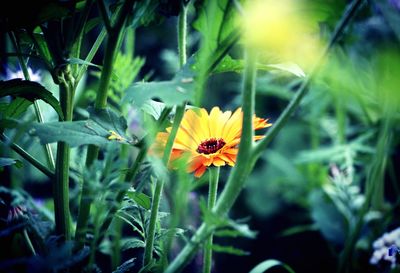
(6, 67, 41, 82)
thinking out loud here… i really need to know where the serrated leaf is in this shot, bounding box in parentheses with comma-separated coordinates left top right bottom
(249, 259, 296, 273)
(123, 62, 195, 107)
(0, 79, 63, 120)
(211, 244, 249, 256)
(31, 107, 136, 147)
(126, 191, 151, 210)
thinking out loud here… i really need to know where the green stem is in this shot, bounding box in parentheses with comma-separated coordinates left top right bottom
(178, 4, 188, 67)
(54, 68, 74, 241)
(75, 0, 134, 247)
(143, 178, 164, 267)
(9, 31, 56, 171)
(165, 49, 257, 273)
(0, 133, 54, 178)
(203, 167, 220, 273)
(143, 105, 186, 267)
(143, 7, 189, 263)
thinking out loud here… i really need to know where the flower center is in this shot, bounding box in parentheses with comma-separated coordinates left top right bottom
(197, 138, 226, 154)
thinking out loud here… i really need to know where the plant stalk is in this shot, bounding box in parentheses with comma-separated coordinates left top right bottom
(75, 0, 134, 247)
(54, 67, 74, 241)
(203, 167, 220, 273)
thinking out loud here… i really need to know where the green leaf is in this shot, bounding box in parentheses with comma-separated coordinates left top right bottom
(0, 79, 64, 120)
(68, 57, 103, 70)
(249, 259, 295, 273)
(121, 238, 145, 251)
(31, 107, 137, 147)
(0, 157, 22, 168)
(213, 55, 306, 77)
(2, 97, 32, 119)
(126, 190, 151, 210)
(123, 62, 195, 107)
(211, 244, 249, 256)
(141, 100, 166, 120)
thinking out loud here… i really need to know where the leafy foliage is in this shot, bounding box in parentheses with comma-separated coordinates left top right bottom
(30, 107, 137, 147)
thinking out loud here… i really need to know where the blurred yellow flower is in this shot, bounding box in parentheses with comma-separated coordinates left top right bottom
(242, 0, 324, 70)
(154, 107, 272, 177)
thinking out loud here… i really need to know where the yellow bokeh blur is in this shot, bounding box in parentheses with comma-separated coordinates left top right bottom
(242, 0, 325, 70)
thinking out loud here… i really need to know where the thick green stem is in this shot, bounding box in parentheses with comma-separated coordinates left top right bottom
(54, 68, 74, 241)
(203, 167, 220, 273)
(0, 133, 54, 178)
(75, 0, 134, 246)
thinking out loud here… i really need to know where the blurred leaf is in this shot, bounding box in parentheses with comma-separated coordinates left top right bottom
(141, 100, 166, 120)
(193, 0, 237, 55)
(0, 157, 22, 168)
(213, 55, 306, 77)
(126, 190, 151, 210)
(0, 79, 63, 120)
(279, 224, 318, 237)
(309, 190, 346, 245)
(211, 244, 249, 256)
(68, 57, 103, 70)
(123, 62, 195, 107)
(31, 107, 136, 147)
(374, 0, 400, 42)
(121, 238, 145, 251)
(249, 259, 295, 273)
(112, 258, 136, 273)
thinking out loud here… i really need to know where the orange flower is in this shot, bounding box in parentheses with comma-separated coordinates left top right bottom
(155, 107, 272, 177)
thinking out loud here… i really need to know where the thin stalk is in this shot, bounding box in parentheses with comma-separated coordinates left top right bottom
(9, 31, 56, 170)
(143, 105, 186, 267)
(143, 6, 189, 265)
(164, 49, 257, 273)
(0, 133, 54, 178)
(22, 229, 36, 256)
(165, 1, 365, 271)
(203, 167, 220, 273)
(75, 0, 134, 247)
(54, 68, 74, 241)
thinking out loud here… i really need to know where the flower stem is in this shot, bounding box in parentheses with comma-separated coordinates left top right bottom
(143, 105, 186, 267)
(164, 49, 257, 273)
(203, 167, 220, 273)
